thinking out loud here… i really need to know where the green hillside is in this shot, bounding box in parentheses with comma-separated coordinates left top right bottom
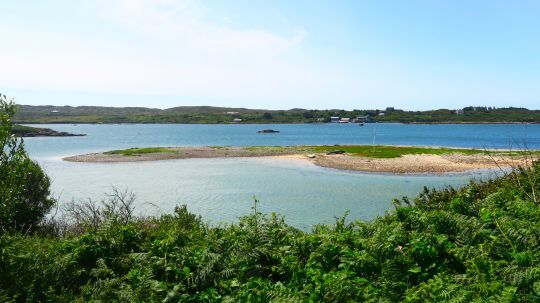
(14, 105, 540, 124)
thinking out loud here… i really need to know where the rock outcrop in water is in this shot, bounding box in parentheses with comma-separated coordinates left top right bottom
(13, 125, 86, 137)
(257, 129, 280, 133)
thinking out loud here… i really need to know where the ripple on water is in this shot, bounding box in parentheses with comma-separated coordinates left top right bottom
(43, 156, 494, 230)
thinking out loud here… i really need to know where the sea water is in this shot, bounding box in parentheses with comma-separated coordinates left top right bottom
(24, 123, 537, 229)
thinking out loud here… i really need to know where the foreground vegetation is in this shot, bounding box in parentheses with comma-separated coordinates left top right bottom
(14, 104, 540, 124)
(1, 164, 540, 302)
(2, 96, 540, 302)
(1, 96, 55, 233)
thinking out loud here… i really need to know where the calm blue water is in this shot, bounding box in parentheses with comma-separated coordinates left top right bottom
(23, 123, 536, 230)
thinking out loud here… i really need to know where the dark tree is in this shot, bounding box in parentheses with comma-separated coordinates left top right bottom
(0, 95, 55, 233)
(303, 111, 314, 119)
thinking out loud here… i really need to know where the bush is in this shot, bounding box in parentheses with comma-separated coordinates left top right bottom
(0, 165, 539, 302)
(0, 95, 55, 233)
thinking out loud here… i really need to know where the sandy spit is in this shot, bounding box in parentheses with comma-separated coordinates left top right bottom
(310, 154, 528, 174)
(62, 146, 534, 174)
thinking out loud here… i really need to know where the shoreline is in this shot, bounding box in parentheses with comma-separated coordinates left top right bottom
(13, 124, 85, 137)
(63, 145, 535, 174)
(17, 121, 539, 125)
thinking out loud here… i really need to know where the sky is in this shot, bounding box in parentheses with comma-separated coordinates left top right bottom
(1, 0, 539, 110)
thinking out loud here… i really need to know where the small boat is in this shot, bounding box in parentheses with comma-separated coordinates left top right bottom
(359, 123, 364, 126)
(257, 129, 280, 133)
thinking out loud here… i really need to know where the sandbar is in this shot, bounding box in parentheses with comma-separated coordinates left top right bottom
(63, 146, 536, 174)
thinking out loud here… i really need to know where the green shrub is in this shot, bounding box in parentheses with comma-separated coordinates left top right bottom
(1, 164, 538, 302)
(0, 95, 55, 233)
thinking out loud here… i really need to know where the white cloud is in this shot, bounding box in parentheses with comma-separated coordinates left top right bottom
(2, 1, 539, 109)
(94, 0, 304, 57)
(1, 0, 322, 107)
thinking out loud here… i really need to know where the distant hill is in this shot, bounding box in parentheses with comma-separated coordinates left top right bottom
(13, 105, 311, 124)
(13, 105, 540, 124)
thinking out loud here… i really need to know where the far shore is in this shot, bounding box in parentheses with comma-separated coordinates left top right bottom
(17, 121, 540, 125)
(63, 145, 537, 174)
(13, 124, 85, 137)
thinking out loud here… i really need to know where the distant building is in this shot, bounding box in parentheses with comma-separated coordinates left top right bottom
(51, 110, 59, 113)
(317, 118, 325, 122)
(385, 107, 395, 112)
(330, 116, 340, 123)
(378, 112, 385, 116)
(355, 115, 374, 123)
(455, 109, 464, 115)
(233, 118, 242, 122)
(339, 118, 351, 123)
(227, 112, 240, 115)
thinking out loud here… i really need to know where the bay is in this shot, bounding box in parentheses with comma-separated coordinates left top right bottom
(24, 123, 536, 229)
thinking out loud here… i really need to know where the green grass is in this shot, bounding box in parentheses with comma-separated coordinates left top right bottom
(12, 124, 50, 136)
(12, 124, 37, 132)
(208, 145, 229, 149)
(309, 145, 485, 158)
(247, 145, 488, 158)
(104, 145, 540, 158)
(103, 147, 173, 156)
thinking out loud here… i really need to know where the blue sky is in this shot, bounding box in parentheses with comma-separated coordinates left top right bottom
(1, 0, 539, 110)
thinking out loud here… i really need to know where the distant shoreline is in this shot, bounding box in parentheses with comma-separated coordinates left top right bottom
(18, 121, 539, 125)
(14, 104, 540, 124)
(63, 145, 536, 174)
(13, 125, 85, 137)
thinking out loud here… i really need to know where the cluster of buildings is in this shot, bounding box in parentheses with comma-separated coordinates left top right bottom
(330, 115, 374, 123)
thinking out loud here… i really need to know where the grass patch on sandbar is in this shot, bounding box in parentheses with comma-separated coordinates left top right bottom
(104, 147, 172, 156)
(309, 145, 484, 158)
(247, 145, 534, 158)
(104, 145, 539, 158)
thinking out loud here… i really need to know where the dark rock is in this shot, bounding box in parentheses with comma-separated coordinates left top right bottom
(257, 129, 280, 133)
(326, 150, 346, 155)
